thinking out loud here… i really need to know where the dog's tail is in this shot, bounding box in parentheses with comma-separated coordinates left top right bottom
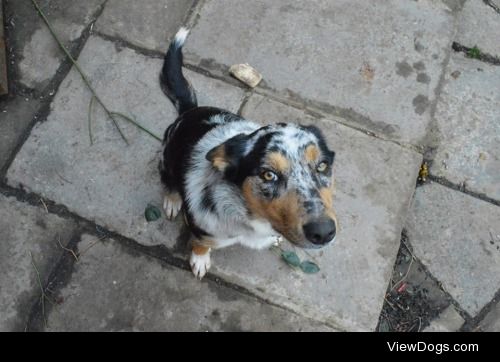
(160, 28, 197, 115)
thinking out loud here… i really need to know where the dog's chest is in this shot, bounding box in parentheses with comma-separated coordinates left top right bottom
(216, 218, 278, 250)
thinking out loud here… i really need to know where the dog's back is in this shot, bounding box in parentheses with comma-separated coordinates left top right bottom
(159, 28, 254, 231)
(159, 28, 337, 279)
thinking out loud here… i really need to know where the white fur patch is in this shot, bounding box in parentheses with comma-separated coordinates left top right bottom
(163, 193, 182, 220)
(174, 27, 189, 47)
(190, 250, 211, 279)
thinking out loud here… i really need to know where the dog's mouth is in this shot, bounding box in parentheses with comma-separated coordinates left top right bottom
(272, 228, 323, 249)
(273, 219, 336, 249)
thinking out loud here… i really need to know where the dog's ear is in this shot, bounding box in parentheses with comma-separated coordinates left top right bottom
(206, 134, 248, 172)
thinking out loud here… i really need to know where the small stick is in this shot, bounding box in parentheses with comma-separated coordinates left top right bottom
(29, 251, 54, 327)
(78, 235, 107, 258)
(390, 256, 414, 293)
(57, 235, 78, 261)
(39, 198, 49, 213)
(30, 0, 129, 145)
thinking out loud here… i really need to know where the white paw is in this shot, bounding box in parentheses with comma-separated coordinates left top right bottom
(163, 194, 182, 220)
(190, 250, 211, 279)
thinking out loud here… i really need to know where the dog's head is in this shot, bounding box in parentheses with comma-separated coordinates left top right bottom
(206, 123, 337, 248)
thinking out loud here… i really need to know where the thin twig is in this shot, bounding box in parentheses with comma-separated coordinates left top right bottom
(384, 296, 396, 311)
(390, 253, 414, 293)
(30, 0, 128, 144)
(29, 251, 53, 327)
(110, 112, 162, 141)
(32, 0, 163, 144)
(39, 198, 49, 213)
(88, 95, 95, 145)
(55, 170, 73, 184)
(78, 235, 107, 258)
(57, 235, 79, 261)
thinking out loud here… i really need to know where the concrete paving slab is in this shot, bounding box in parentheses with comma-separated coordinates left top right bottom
(431, 55, 500, 201)
(184, 0, 455, 144)
(456, 0, 500, 57)
(479, 300, 500, 332)
(6, 0, 105, 90)
(0, 194, 76, 331)
(211, 95, 421, 331)
(6, 35, 246, 248)
(406, 183, 500, 316)
(45, 234, 334, 331)
(423, 305, 464, 332)
(0, 96, 40, 171)
(95, 0, 196, 52)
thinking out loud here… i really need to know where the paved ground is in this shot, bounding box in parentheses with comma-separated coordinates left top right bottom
(0, 0, 499, 331)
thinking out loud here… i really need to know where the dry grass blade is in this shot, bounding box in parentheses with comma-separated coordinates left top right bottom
(110, 112, 162, 141)
(56, 235, 79, 261)
(78, 235, 107, 258)
(88, 95, 95, 145)
(39, 198, 49, 213)
(389, 242, 414, 293)
(30, 0, 169, 145)
(29, 251, 55, 327)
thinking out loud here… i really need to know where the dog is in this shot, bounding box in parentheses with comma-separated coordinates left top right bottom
(159, 28, 338, 279)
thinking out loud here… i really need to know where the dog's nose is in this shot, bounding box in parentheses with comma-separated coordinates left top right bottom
(303, 218, 336, 245)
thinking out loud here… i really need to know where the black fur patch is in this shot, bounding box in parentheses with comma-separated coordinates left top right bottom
(303, 125, 335, 164)
(224, 132, 278, 186)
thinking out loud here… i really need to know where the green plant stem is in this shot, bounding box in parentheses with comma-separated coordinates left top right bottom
(110, 112, 162, 141)
(31, 0, 162, 144)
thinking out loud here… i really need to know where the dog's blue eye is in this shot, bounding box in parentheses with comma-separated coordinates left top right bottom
(261, 170, 278, 182)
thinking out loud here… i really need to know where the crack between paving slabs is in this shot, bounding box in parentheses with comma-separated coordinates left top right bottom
(483, 0, 500, 15)
(460, 287, 500, 331)
(0, 184, 338, 331)
(181, 0, 207, 30)
(0, 1, 109, 181)
(69, 13, 423, 155)
(425, 175, 500, 208)
(377, 230, 473, 332)
(25, 232, 82, 331)
(451, 42, 500, 66)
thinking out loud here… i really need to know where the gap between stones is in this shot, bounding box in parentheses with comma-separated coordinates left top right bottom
(8, 0, 500, 331)
(483, 0, 500, 15)
(0, 184, 337, 331)
(451, 42, 500, 66)
(89, 30, 423, 154)
(0, 1, 109, 180)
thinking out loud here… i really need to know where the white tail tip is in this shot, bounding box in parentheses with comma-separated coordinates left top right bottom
(174, 27, 189, 46)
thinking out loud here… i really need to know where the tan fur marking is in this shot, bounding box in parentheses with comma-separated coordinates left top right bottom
(319, 187, 333, 210)
(243, 180, 302, 241)
(266, 152, 290, 173)
(319, 185, 338, 227)
(304, 144, 320, 163)
(208, 145, 228, 171)
(192, 244, 211, 256)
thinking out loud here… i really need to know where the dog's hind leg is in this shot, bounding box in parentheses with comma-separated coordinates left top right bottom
(190, 241, 212, 279)
(163, 191, 182, 220)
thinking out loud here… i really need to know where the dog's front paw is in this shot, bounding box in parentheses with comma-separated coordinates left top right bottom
(163, 193, 182, 220)
(190, 250, 211, 279)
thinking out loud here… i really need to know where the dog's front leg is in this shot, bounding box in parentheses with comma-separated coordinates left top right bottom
(190, 242, 211, 279)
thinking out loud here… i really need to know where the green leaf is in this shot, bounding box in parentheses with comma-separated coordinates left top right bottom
(145, 204, 162, 222)
(300, 260, 320, 274)
(281, 251, 301, 267)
